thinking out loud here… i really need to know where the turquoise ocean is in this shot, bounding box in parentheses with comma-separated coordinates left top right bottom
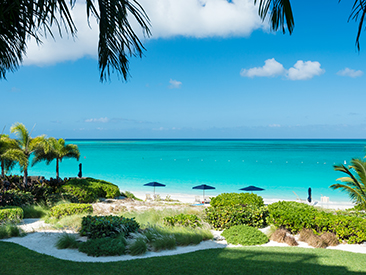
(23, 139, 366, 203)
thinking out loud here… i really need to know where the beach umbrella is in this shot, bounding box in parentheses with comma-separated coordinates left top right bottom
(239, 185, 265, 192)
(308, 187, 312, 203)
(144, 181, 166, 196)
(192, 184, 216, 199)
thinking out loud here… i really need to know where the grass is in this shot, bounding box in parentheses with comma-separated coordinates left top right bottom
(22, 204, 49, 218)
(55, 233, 80, 249)
(43, 214, 85, 231)
(1, 242, 366, 275)
(0, 223, 21, 239)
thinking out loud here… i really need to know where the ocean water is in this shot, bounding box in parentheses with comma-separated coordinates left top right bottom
(23, 139, 366, 203)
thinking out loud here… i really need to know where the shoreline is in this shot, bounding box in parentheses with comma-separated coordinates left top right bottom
(125, 190, 356, 210)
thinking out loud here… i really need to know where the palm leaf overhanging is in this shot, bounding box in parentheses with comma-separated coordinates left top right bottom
(330, 158, 366, 206)
(0, 0, 150, 81)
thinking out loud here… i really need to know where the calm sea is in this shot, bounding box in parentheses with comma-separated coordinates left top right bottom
(23, 139, 366, 202)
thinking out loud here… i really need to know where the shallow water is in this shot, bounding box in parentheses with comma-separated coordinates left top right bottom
(21, 139, 366, 203)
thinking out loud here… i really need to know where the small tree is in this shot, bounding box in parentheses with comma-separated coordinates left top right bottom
(33, 137, 80, 179)
(5, 123, 44, 186)
(330, 158, 366, 208)
(0, 134, 18, 177)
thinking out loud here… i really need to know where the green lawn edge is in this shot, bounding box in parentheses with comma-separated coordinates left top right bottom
(1, 242, 366, 275)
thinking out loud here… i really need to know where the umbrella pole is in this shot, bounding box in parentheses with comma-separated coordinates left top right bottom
(154, 186, 156, 197)
(203, 190, 205, 202)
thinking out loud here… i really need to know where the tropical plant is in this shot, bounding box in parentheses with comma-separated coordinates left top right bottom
(330, 158, 366, 208)
(0, 0, 151, 81)
(4, 123, 44, 186)
(0, 134, 17, 177)
(32, 137, 80, 179)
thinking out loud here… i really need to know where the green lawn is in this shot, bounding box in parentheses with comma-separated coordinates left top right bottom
(1, 242, 366, 275)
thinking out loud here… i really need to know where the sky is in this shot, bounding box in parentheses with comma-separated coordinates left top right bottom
(1, 0, 366, 139)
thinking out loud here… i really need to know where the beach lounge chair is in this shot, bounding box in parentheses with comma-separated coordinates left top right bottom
(204, 197, 211, 204)
(145, 194, 152, 201)
(194, 196, 201, 203)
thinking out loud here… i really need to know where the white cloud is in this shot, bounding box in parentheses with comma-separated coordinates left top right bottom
(23, 0, 265, 66)
(287, 60, 325, 80)
(337, 68, 363, 78)
(240, 58, 285, 78)
(85, 117, 110, 123)
(241, 59, 324, 80)
(169, 79, 182, 89)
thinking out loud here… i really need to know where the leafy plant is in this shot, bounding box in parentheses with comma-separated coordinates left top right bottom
(205, 205, 268, 230)
(222, 225, 269, 246)
(78, 237, 127, 257)
(80, 215, 139, 239)
(55, 233, 80, 249)
(49, 203, 93, 219)
(0, 206, 23, 223)
(164, 213, 202, 228)
(210, 192, 264, 208)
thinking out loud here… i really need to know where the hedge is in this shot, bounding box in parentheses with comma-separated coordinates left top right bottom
(0, 206, 23, 223)
(49, 203, 93, 219)
(210, 193, 264, 208)
(58, 178, 120, 203)
(80, 215, 139, 239)
(267, 201, 366, 244)
(205, 205, 268, 230)
(222, 225, 269, 246)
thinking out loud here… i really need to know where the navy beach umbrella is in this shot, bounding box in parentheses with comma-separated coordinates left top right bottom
(192, 184, 215, 198)
(239, 185, 265, 192)
(144, 182, 166, 196)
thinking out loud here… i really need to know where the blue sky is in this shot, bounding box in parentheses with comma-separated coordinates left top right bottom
(1, 0, 366, 139)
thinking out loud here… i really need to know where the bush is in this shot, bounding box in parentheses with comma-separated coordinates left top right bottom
(222, 225, 269, 246)
(0, 190, 35, 207)
(79, 215, 139, 239)
(0, 206, 23, 223)
(205, 205, 268, 230)
(270, 228, 289, 243)
(55, 233, 80, 249)
(59, 178, 120, 203)
(164, 213, 202, 228)
(22, 204, 48, 218)
(78, 237, 127, 257)
(49, 203, 93, 219)
(0, 223, 20, 239)
(210, 193, 264, 208)
(267, 201, 318, 233)
(127, 234, 148, 255)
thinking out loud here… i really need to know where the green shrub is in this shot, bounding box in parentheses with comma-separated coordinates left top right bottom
(80, 215, 139, 239)
(205, 205, 268, 230)
(0, 206, 23, 223)
(49, 203, 93, 219)
(267, 201, 318, 233)
(164, 213, 202, 228)
(222, 225, 269, 246)
(78, 237, 127, 257)
(55, 233, 80, 249)
(127, 234, 148, 255)
(59, 178, 120, 203)
(210, 193, 264, 208)
(121, 191, 142, 201)
(1, 190, 35, 207)
(0, 223, 21, 239)
(22, 204, 48, 218)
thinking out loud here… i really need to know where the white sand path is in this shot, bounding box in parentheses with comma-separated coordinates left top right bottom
(1, 219, 366, 263)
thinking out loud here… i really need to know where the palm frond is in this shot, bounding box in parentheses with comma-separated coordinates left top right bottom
(346, 0, 366, 50)
(254, 0, 294, 34)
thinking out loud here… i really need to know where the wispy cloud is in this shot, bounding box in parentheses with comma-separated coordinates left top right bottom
(169, 79, 182, 89)
(240, 58, 285, 78)
(241, 59, 325, 80)
(85, 117, 110, 123)
(337, 68, 363, 78)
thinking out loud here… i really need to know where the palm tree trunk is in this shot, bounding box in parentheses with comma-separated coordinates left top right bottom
(56, 158, 59, 179)
(1, 159, 4, 178)
(24, 168, 28, 186)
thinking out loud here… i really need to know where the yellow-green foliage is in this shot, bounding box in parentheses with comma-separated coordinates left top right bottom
(58, 178, 120, 203)
(0, 206, 23, 223)
(49, 203, 93, 219)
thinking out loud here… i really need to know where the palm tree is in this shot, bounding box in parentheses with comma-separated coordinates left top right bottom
(32, 137, 80, 179)
(330, 158, 366, 207)
(0, 0, 151, 81)
(0, 134, 18, 177)
(6, 123, 44, 186)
